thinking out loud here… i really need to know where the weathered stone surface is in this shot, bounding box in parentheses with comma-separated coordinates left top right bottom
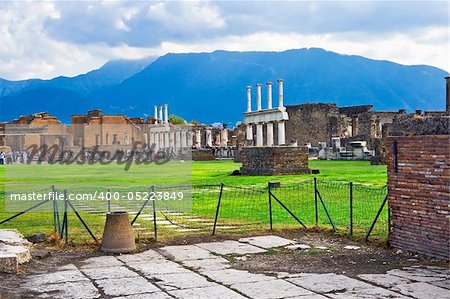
(79, 256, 123, 269)
(128, 260, 190, 275)
(182, 256, 230, 271)
(0, 244, 31, 264)
(117, 249, 166, 263)
(387, 268, 447, 282)
(196, 240, 266, 255)
(392, 282, 448, 299)
(202, 269, 275, 285)
(26, 232, 46, 243)
(430, 279, 450, 290)
(159, 244, 214, 261)
(358, 273, 412, 288)
(113, 293, 173, 299)
(239, 235, 296, 249)
(25, 270, 88, 286)
(231, 279, 315, 299)
(0, 229, 31, 246)
(327, 286, 409, 299)
(25, 280, 100, 299)
(0, 253, 17, 273)
(150, 272, 214, 290)
(96, 276, 160, 296)
(287, 273, 372, 293)
(169, 285, 246, 299)
(82, 265, 139, 280)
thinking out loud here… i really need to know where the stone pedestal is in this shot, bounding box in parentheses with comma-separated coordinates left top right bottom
(240, 146, 309, 175)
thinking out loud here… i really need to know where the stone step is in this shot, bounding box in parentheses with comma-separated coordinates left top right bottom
(0, 229, 32, 273)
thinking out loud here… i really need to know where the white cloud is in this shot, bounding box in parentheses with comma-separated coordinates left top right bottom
(0, 1, 447, 80)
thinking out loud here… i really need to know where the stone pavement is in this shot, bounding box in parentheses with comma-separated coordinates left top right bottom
(22, 235, 449, 299)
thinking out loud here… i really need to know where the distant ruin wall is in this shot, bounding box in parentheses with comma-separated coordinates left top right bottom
(386, 135, 450, 259)
(192, 149, 215, 161)
(389, 115, 449, 136)
(240, 146, 309, 175)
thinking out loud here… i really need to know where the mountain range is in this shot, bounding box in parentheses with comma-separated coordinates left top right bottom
(0, 48, 448, 125)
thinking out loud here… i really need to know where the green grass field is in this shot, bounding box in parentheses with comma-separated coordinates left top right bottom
(0, 160, 388, 245)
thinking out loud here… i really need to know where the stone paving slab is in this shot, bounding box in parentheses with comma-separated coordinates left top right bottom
(78, 256, 123, 269)
(358, 273, 412, 288)
(25, 269, 89, 286)
(114, 293, 173, 299)
(430, 279, 450, 290)
(387, 268, 447, 282)
(96, 276, 161, 296)
(182, 256, 231, 271)
(231, 279, 315, 299)
(82, 265, 140, 280)
(116, 249, 166, 263)
(168, 285, 246, 299)
(391, 282, 449, 299)
(150, 272, 215, 290)
(159, 244, 215, 261)
(196, 240, 266, 255)
(25, 280, 100, 299)
(287, 273, 373, 294)
(239, 235, 296, 249)
(327, 286, 409, 299)
(202, 268, 276, 285)
(127, 260, 190, 275)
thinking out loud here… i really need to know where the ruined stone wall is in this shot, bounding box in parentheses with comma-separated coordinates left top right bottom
(285, 104, 339, 146)
(386, 135, 450, 259)
(389, 114, 449, 136)
(192, 149, 215, 161)
(240, 146, 309, 175)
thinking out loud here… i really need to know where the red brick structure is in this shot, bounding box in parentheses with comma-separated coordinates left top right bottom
(240, 146, 309, 175)
(386, 135, 450, 259)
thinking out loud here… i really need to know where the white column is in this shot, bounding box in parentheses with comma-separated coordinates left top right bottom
(246, 124, 253, 141)
(256, 123, 263, 146)
(187, 131, 193, 148)
(154, 106, 158, 123)
(176, 131, 182, 149)
(144, 132, 149, 144)
(196, 129, 201, 147)
(153, 132, 159, 150)
(266, 122, 274, 146)
(159, 105, 163, 123)
(159, 131, 164, 148)
(256, 84, 262, 111)
(164, 131, 169, 149)
(278, 79, 284, 108)
(169, 132, 175, 148)
(221, 129, 228, 147)
(246, 86, 252, 112)
(266, 82, 272, 109)
(164, 104, 169, 124)
(278, 121, 285, 145)
(206, 129, 212, 147)
(181, 130, 187, 148)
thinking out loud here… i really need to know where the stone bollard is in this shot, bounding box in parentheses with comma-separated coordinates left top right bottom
(100, 211, 136, 253)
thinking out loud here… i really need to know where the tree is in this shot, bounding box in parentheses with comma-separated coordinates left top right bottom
(168, 114, 187, 125)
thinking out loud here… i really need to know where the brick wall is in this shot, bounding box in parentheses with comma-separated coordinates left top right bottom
(240, 146, 309, 175)
(386, 135, 450, 259)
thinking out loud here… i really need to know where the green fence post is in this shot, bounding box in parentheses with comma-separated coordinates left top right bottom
(350, 182, 353, 236)
(268, 182, 273, 230)
(314, 177, 318, 226)
(212, 183, 224, 236)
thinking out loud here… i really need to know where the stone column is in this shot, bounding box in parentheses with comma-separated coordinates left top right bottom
(159, 105, 163, 123)
(256, 123, 263, 146)
(159, 131, 165, 148)
(169, 131, 175, 148)
(154, 106, 158, 124)
(278, 79, 284, 108)
(278, 121, 286, 145)
(246, 86, 252, 112)
(144, 132, 149, 144)
(164, 104, 169, 124)
(221, 129, 228, 147)
(246, 124, 253, 141)
(256, 84, 262, 111)
(195, 129, 201, 147)
(187, 131, 193, 148)
(266, 122, 274, 146)
(181, 130, 187, 148)
(206, 129, 212, 147)
(153, 132, 159, 150)
(266, 82, 272, 109)
(176, 131, 182, 149)
(164, 131, 170, 149)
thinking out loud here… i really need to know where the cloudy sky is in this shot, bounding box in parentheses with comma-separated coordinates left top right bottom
(0, 1, 448, 80)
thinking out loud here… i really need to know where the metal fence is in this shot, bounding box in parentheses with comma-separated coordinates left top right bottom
(0, 179, 389, 245)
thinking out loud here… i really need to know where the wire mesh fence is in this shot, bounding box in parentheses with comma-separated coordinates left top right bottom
(0, 178, 389, 244)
